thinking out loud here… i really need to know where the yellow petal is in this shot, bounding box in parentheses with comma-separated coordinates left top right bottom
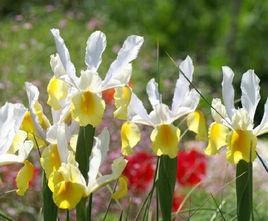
(71, 91, 105, 127)
(121, 122, 140, 156)
(114, 86, 132, 120)
(112, 176, 128, 200)
(20, 111, 36, 135)
(20, 111, 46, 148)
(53, 180, 86, 209)
(205, 122, 229, 155)
(226, 130, 257, 164)
(187, 110, 207, 141)
(47, 76, 68, 110)
(34, 102, 50, 130)
(150, 124, 180, 158)
(40, 145, 61, 180)
(16, 160, 34, 196)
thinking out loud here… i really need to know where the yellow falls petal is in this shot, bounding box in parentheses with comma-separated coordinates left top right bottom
(47, 76, 68, 110)
(16, 160, 34, 196)
(226, 130, 257, 164)
(112, 176, 128, 200)
(53, 181, 86, 209)
(40, 145, 61, 179)
(71, 91, 105, 127)
(187, 110, 207, 141)
(121, 122, 140, 156)
(113, 86, 132, 120)
(150, 124, 180, 158)
(205, 122, 229, 155)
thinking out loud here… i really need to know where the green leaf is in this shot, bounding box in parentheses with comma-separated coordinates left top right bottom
(0, 210, 14, 221)
(42, 173, 58, 221)
(236, 160, 253, 221)
(75, 125, 95, 221)
(158, 155, 177, 221)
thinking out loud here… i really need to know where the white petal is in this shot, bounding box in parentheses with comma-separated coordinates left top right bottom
(254, 98, 268, 136)
(50, 28, 78, 86)
(146, 78, 160, 107)
(211, 98, 229, 123)
(50, 54, 66, 77)
(87, 157, 127, 194)
(0, 140, 33, 166)
(222, 66, 235, 118)
(172, 89, 200, 120)
(128, 93, 153, 126)
(87, 128, 110, 186)
(101, 35, 144, 90)
(0, 103, 26, 155)
(171, 55, 194, 111)
(25, 82, 47, 139)
(79, 70, 102, 93)
(241, 69, 260, 121)
(18, 140, 34, 161)
(56, 124, 69, 163)
(85, 31, 106, 72)
(149, 103, 174, 125)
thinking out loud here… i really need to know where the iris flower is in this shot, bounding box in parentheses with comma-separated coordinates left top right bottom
(124, 56, 200, 158)
(50, 29, 144, 127)
(206, 67, 268, 164)
(0, 102, 34, 195)
(41, 127, 127, 209)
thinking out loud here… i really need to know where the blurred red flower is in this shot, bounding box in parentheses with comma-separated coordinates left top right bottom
(177, 149, 206, 186)
(172, 194, 185, 212)
(123, 151, 155, 193)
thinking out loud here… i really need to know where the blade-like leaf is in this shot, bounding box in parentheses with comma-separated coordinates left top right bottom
(158, 155, 177, 221)
(236, 160, 253, 221)
(75, 125, 95, 221)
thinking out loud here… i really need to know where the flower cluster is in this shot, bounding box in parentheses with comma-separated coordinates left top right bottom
(0, 27, 267, 221)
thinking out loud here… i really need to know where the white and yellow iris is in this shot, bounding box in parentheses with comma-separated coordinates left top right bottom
(206, 67, 268, 164)
(50, 29, 144, 127)
(0, 103, 34, 195)
(124, 56, 201, 158)
(41, 127, 127, 209)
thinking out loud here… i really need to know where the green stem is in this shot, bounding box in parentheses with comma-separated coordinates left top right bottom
(75, 125, 95, 221)
(42, 173, 58, 221)
(236, 160, 253, 221)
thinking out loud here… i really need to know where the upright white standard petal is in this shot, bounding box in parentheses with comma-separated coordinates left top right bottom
(146, 78, 160, 107)
(101, 35, 144, 90)
(172, 55, 194, 111)
(87, 128, 110, 186)
(211, 98, 229, 124)
(222, 66, 235, 118)
(241, 70, 260, 121)
(50, 28, 78, 86)
(172, 89, 200, 119)
(254, 98, 268, 136)
(128, 93, 153, 126)
(25, 82, 47, 139)
(85, 31, 106, 72)
(0, 103, 27, 155)
(56, 124, 69, 163)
